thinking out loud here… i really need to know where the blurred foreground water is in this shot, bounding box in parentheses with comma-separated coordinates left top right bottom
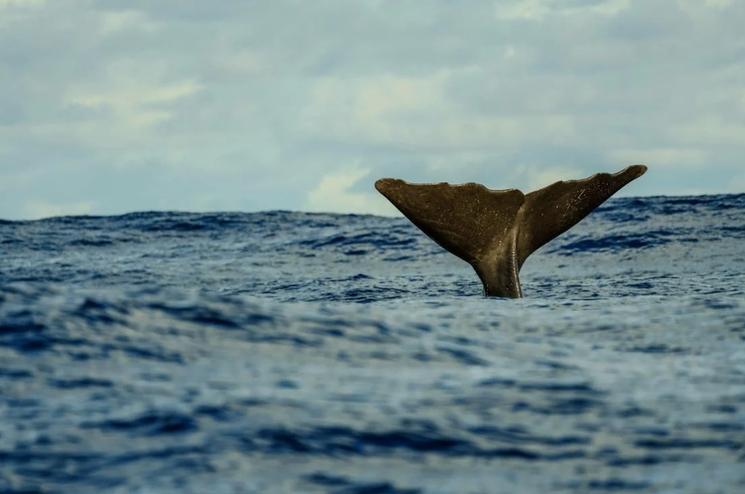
(1, 194, 744, 493)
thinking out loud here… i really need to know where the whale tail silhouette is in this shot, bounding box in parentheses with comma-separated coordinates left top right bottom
(375, 165, 647, 298)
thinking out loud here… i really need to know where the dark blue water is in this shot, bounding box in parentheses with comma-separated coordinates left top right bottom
(1, 194, 744, 494)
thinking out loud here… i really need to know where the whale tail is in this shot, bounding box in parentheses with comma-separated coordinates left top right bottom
(375, 165, 647, 298)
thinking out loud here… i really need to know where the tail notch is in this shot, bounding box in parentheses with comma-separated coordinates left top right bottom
(375, 165, 647, 298)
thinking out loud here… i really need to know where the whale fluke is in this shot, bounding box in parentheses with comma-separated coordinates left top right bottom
(375, 165, 647, 298)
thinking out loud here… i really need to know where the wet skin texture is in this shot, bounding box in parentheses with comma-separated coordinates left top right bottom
(376, 165, 648, 297)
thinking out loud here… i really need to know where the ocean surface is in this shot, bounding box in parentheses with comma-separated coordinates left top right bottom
(1, 194, 744, 494)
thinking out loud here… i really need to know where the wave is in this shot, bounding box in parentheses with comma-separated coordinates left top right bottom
(1, 194, 745, 493)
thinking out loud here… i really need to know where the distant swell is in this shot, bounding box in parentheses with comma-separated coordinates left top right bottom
(1, 195, 744, 493)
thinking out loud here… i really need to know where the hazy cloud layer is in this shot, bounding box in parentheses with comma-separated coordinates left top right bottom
(1, 0, 743, 218)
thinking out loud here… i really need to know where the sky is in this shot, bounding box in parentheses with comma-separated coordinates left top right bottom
(1, 0, 744, 219)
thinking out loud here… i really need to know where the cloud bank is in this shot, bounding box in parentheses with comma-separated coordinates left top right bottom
(1, 0, 743, 218)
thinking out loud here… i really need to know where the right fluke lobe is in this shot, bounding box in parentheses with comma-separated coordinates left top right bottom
(374, 165, 647, 298)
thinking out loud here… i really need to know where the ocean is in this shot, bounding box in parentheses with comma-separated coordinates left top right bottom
(1, 194, 744, 493)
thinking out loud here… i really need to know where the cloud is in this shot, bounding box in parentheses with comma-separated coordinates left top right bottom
(99, 9, 157, 35)
(704, 0, 733, 7)
(69, 80, 202, 127)
(0, 0, 744, 219)
(24, 200, 94, 220)
(494, 0, 630, 21)
(608, 148, 707, 168)
(306, 167, 396, 216)
(524, 165, 586, 190)
(0, 0, 44, 7)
